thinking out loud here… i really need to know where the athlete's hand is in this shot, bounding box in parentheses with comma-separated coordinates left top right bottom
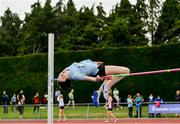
(95, 75, 103, 82)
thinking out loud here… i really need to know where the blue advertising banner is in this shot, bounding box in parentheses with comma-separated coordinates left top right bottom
(149, 104, 180, 114)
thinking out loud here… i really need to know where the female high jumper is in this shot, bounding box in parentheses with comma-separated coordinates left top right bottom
(57, 59, 130, 107)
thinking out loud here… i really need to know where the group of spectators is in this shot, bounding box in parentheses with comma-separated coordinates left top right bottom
(127, 92, 144, 118)
(1, 90, 48, 118)
(1, 90, 25, 118)
(109, 88, 180, 118)
(1, 88, 179, 120)
(126, 89, 180, 118)
(126, 92, 163, 118)
(0, 88, 74, 120)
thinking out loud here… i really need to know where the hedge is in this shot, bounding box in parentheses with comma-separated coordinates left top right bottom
(0, 43, 179, 103)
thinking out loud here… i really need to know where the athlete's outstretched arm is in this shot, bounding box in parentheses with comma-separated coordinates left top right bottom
(83, 75, 103, 82)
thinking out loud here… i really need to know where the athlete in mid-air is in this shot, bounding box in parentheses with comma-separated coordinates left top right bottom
(58, 59, 130, 107)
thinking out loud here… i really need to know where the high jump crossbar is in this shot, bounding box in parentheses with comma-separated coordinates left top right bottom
(102, 68, 180, 80)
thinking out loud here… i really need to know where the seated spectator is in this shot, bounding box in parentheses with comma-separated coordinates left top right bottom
(154, 96, 163, 118)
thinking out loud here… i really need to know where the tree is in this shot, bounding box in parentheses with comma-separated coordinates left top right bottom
(95, 3, 107, 44)
(63, 0, 78, 31)
(132, 0, 148, 45)
(53, 0, 67, 48)
(107, 17, 129, 45)
(155, 0, 180, 43)
(106, 0, 148, 46)
(0, 8, 22, 56)
(19, 1, 47, 54)
(19, 0, 57, 55)
(42, 0, 56, 33)
(62, 6, 98, 49)
(116, 0, 133, 18)
(106, 0, 133, 45)
(147, 0, 162, 44)
(57, 0, 79, 49)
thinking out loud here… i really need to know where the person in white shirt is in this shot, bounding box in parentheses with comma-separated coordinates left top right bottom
(57, 94, 66, 121)
(65, 89, 75, 109)
(113, 88, 121, 110)
(55, 89, 61, 105)
(11, 93, 17, 112)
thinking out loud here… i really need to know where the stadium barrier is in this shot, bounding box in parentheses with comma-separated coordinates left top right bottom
(0, 102, 179, 120)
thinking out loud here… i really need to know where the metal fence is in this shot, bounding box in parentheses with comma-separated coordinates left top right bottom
(0, 102, 179, 120)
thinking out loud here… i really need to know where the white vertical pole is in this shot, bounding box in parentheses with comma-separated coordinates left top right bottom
(48, 33, 54, 124)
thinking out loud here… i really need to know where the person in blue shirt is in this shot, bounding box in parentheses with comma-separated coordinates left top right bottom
(133, 93, 144, 118)
(58, 59, 130, 107)
(1, 91, 9, 114)
(154, 96, 163, 118)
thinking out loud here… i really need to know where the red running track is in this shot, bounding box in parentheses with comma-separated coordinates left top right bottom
(0, 118, 180, 124)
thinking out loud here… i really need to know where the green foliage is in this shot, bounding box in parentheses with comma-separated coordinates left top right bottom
(107, 18, 129, 45)
(106, 0, 148, 46)
(18, 1, 48, 54)
(0, 44, 179, 103)
(0, 8, 22, 56)
(18, 0, 57, 55)
(0, 0, 179, 56)
(155, 0, 180, 43)
(147, 0, 161, 44)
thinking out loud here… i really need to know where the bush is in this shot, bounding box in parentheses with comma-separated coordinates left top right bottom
(0, 43, 179, 103)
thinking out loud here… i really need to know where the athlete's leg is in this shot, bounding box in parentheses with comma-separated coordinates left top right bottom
(65, 100, 71, 109)
(93, 80, 109, 107)
(105, 65, 130, 88)
(93, 65, 129, 107)
(58, 108, 61, 120)
(72, 100, 75, 109)
(97, 66, 129, 93)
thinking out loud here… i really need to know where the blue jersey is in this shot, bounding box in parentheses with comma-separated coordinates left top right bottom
(67, 59, 99, 80)
(135, 96, 143, 107)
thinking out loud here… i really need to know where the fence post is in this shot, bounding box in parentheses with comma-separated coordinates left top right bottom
(86, 103, 89, 119)
(38, 104, 40, 119)
(138, 106, 140, 118)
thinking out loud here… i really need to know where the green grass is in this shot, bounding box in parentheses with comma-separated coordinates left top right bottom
(0, 105, 176, 119)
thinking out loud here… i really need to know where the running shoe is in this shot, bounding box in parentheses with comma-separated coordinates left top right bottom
(114, 118, 118, 122)
(93, 91, 100, 107)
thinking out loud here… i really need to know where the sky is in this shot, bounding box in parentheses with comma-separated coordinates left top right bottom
(0, 0, 137, 19)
